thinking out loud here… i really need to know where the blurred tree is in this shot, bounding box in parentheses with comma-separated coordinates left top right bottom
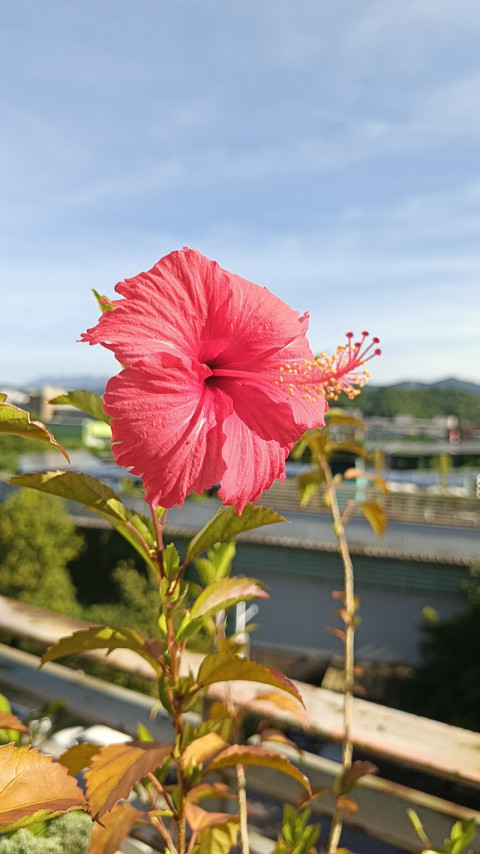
(0, 490, 82, 616)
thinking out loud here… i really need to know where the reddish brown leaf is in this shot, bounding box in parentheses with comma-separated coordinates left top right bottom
(85, 741, 172, 820)
(89, 802, 144, 854)
(0, 712, 28, 734)
(206, 745, 312, 794)
(185, 802, 239, 832)
(0, 744, 85, 832)
(187, 782, 234, 803)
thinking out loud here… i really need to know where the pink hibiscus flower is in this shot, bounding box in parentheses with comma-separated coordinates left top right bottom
(81, 248, 377, 512)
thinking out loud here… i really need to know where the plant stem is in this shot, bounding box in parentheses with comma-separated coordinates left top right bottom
(236, 762, 250, 854)
(319, 456, 355, 854)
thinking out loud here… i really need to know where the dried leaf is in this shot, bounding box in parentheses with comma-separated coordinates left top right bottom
(85, 741, 172, 820)
(0, 744, 85, 832)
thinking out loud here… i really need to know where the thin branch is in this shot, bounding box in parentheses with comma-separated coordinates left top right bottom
(319, 456, 355, 854)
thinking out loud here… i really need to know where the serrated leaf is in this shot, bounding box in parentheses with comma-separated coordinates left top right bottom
(197, 653, 304, 706)
(360, 501, 387, 538)
(0, 398, 69, 461)
(10, 470, 157, 570)
(185, 505, 286, 563)
(89, 801, 143, 854)
(206, 745, 312, 794)
(85, 741, 172, 820)
(49, 390, 111, 424)
(41, 626, 164, 676)
(58, 742, 101, 776)
(0, 744, 85, 832)
(178, 577, 268, 641)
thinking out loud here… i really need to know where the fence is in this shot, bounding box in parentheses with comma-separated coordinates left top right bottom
(0, 595, 479, 853)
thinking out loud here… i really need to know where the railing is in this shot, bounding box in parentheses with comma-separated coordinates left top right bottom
(262, 479, 480, 528)
(0, 595, 479, 853)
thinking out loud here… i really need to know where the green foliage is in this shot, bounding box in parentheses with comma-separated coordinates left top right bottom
(342, 385, 480, 425)
(10, 470, 158, 573)
(408, 810, 478, 854)
(271, 805, 320, 854)
(0, 491, 82, 615)
(0, 812, 92, 854)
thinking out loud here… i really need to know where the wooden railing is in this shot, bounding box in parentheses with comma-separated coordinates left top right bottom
(0, 595, 479, 853)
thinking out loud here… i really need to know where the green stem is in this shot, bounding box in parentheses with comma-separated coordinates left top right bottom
(319, 456, 355, 854)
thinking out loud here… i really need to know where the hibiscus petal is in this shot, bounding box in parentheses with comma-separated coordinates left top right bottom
(218, 410, 287, 514)
(103, 354, 230, 508)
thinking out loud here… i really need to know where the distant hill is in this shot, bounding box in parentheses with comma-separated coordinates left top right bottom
(343, 381, 480, 424)
(389, 378, 480, 396)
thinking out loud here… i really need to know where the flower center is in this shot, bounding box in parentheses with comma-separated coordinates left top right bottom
(202, 333, 380, 402)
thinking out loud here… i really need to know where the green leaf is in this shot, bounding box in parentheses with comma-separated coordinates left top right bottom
(0, 397, 69, 461)
(197, 653, 304, 706)
(177, 577, 269, 641)
(195, 542, 237, 587)
(10, 470, 157, 570)
(41, 625, 164, 676)
(49, 390, 111, 424)
(206, 745, 312, 794)
(360, 501, 387, 538)
(185, 505, 286, 563)
(196, 818, 239, 854)
(164, 543, 181, 582)
(296, 470, 325, 507)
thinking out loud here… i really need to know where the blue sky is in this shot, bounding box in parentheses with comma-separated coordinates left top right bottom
(1, 0, 479, 387)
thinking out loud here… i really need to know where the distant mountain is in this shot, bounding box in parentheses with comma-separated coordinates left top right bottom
(5, 374, 480, 397)
(385, 378, 480, 396)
